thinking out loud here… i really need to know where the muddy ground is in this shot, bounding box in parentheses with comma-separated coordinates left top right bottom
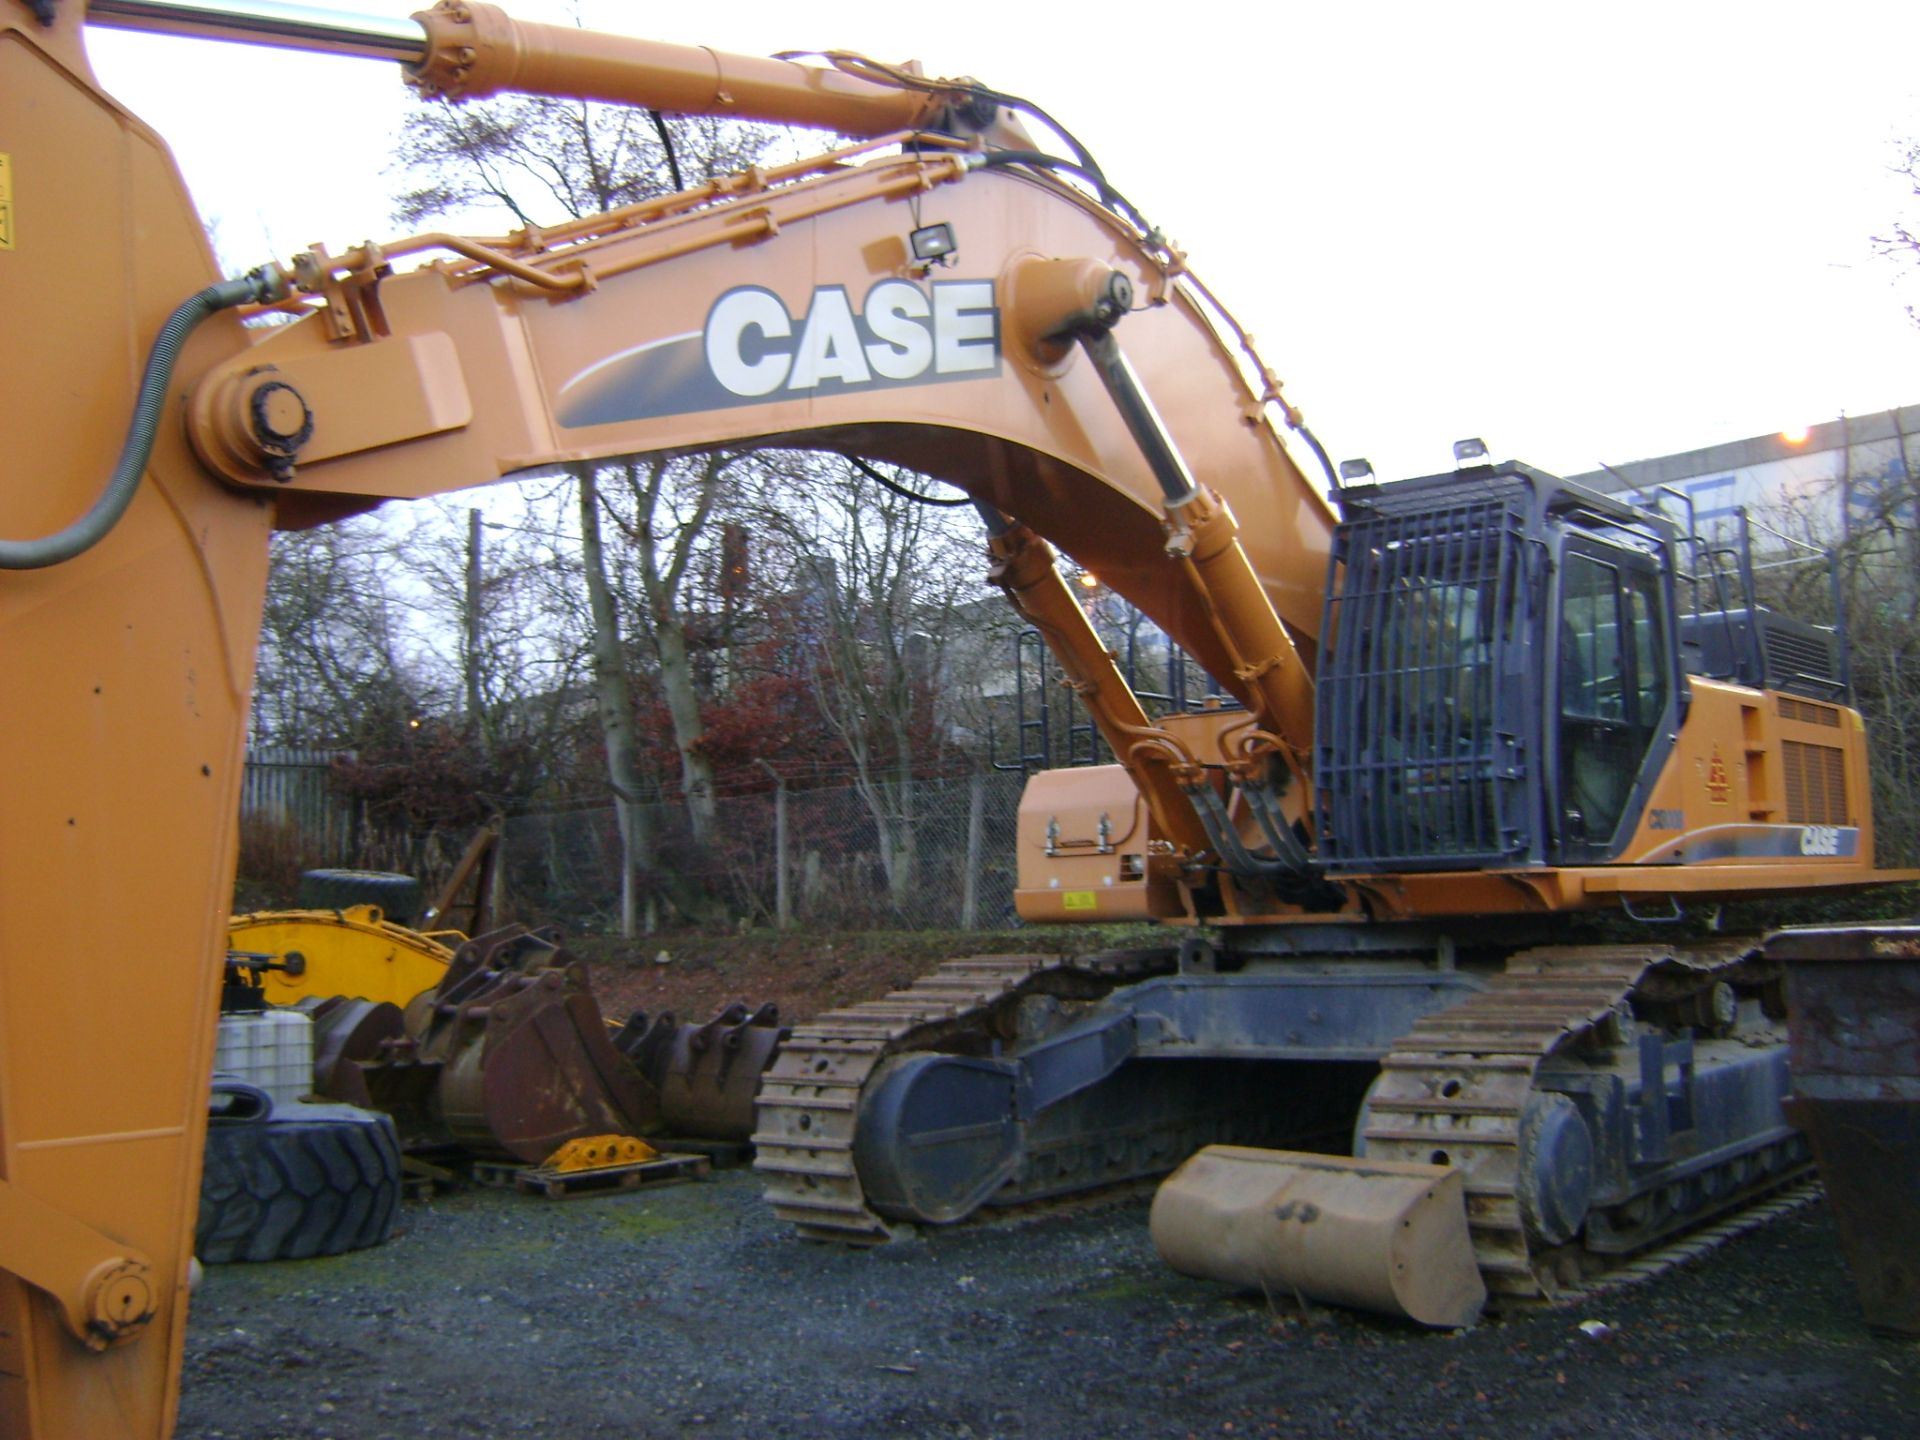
(177, 928, 1919, 1439)
(178, 1176, 1916, 1440)
(574, 926, 1124, 1034)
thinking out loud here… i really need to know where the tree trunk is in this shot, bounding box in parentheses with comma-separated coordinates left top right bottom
(854, 772, 917, 912)
(578, 467, 651, 937)
(652, 612, 719, 848)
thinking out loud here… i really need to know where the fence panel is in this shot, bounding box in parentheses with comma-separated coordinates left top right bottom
(237, 754, 1036, 934)
(239, 748, 357, 866)
(497, 771, 1027, 933)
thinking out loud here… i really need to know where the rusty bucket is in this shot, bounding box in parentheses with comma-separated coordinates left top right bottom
(1150, 1145, 1486, 1328)
(1769, 925, 1920, 1338)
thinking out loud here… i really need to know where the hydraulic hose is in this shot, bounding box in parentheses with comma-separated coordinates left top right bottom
(0, 268, 282, 571)
(976, 150, 1154, 240)
(1295, 422, 1341, 494)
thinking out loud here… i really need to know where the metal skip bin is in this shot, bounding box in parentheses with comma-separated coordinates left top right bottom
(1150, 1146, 1487, 1328)
(1769, 926, 1920, 1337)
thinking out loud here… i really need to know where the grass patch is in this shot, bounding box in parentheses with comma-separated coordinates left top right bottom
(599, 1205, 691, 1241)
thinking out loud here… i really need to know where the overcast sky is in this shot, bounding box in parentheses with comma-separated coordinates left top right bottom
(85, 1, 1920, 485)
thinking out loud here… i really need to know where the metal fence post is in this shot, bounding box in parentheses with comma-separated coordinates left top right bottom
(757, 760, 790, 929)
(961, 770, 986, 929)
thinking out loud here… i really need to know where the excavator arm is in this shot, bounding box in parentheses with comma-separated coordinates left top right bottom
(1, 4, 1334, 1434)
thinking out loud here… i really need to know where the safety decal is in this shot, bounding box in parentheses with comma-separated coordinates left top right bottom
(0, 153, 14, 251)
(1061, 891, 1097, 911)
(1705, 745, 1731, 805)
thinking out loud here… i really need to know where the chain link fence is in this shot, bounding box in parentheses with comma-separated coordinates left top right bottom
(499, 770, 1027, 933)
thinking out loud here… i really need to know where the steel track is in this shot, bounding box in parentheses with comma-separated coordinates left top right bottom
(754, 938, 1811, 1311)
(751, 949, 1172, 1243)
(1360, 940, 1809, 1304)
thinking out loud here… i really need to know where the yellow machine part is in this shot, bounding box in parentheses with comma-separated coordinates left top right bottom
(227, 907, 457, 1009)
(1150, 1145, 1487, 1329)
(543, 1135, 658, 1173)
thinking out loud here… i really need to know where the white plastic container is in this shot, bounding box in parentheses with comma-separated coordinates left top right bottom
(213, 1010, 315, 1110)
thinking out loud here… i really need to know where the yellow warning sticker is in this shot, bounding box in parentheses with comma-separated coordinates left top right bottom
(0, 153, 13, 251)
(1062, 891, 1097, 911)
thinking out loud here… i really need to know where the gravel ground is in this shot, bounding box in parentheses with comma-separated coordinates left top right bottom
(177, 1168, 1919, 1440)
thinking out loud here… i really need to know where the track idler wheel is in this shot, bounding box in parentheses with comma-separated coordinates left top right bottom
(1150, 1146, 1487, 1328)
(1516, 1092, 1595, 1248)
(852, 1052, 1024, 1223)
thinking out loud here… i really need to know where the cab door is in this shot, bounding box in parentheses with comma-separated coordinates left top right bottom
(1555, 544, 1673, 861)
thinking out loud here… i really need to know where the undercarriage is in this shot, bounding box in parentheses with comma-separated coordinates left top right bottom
(752, 928, 1810, 1320)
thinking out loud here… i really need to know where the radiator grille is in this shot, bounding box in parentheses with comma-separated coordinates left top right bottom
(1764, 625, 1841, 693)
(1782, 740, 1848, 825)
(1778, 696, 1841, 728)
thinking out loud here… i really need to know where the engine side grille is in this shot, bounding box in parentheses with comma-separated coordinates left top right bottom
(1782, 740, 1848, 825)
(1778, 696, 1841, 728)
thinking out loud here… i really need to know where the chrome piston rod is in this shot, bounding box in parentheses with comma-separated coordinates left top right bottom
(86, 0, 427, 63)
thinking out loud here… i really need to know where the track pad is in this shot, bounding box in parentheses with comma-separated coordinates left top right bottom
(854, 1053, 1023, 1223)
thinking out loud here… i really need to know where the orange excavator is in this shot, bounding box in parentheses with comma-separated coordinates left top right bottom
(2, 2, 1907, 1433)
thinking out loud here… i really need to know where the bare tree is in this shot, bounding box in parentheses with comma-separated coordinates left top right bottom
(253, 519, 437, 748)
(574, 464, 655, 932)
(598, 454, 738, 846)
(1748, 422, 1920, 868)
(384, 490, 579, 755)
(389, 95, 779, 929)
(754, 455, 993, 909)
(1874, 141, 1920, 328)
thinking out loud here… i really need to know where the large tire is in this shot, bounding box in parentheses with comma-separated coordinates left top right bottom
(198, 1099, 403, 1263)
(296, 868, 423, 925)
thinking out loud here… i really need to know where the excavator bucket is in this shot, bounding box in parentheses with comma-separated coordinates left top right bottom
(1150, 1145, 1486, 1329)
(341, 926, 664, 1161)
(313, 926, 790, 1161)
(630, 1001, 786, 1141)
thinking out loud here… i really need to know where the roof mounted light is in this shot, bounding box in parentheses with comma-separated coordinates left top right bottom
(1338, 458, 1375, 486)
(1453, 437, 1490, 467)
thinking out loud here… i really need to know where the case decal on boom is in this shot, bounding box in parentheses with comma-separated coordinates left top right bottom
(557, 278, 1000, 428)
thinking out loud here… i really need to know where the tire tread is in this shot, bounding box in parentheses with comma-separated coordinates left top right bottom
(198, 1102, 401, 1264)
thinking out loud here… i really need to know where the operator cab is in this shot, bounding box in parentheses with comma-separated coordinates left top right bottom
(1314, 457, 1848, 874)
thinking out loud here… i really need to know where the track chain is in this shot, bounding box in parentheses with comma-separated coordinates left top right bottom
(751, 949, 1171, 1244)
(1358, 939, 1780, 1301)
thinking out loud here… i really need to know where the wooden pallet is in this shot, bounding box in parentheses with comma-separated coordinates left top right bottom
(471, 1151, 711, 1199)
(400, 1151, 466, 1202)
(657, 1137, 755, 1170)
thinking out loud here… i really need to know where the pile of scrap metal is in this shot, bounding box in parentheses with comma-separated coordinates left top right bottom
(238, 915, 786, 1164)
